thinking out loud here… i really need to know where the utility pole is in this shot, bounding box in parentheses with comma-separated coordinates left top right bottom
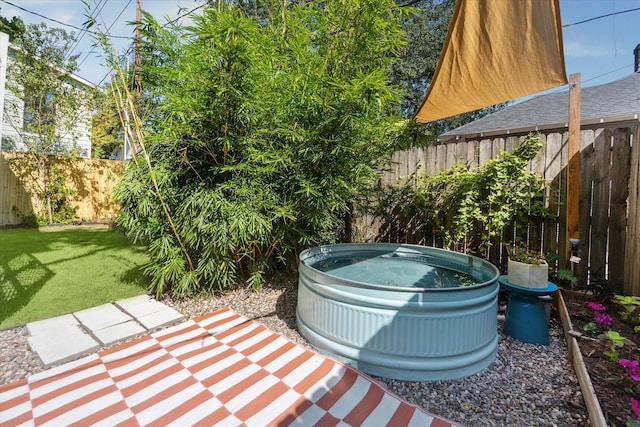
(123, 0, 142, 161)
(134, 0, 142, 101)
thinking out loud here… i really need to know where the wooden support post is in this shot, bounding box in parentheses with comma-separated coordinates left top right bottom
(566, 73, 581, 260)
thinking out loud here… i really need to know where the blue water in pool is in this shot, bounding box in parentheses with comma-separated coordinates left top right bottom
(310, 250, 479, 288)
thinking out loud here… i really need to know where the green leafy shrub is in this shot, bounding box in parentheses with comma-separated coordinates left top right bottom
(8, 157, 77, 225)
(374, 132, 550, 257)
(11, 206, 38, 227)
(604, 330, 626, 363)
(114, 2, 407, 296)
(545, 252, 577, 286)
(615, 295, 640, 332)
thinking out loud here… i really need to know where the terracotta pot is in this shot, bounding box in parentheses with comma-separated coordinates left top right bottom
(507, 258, 548, 288)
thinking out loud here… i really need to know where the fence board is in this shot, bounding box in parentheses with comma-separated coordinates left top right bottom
(455, 141, 467, 166)
(492, 138, 505, 158)
(590, 129, 612, 281)
(578, 130, 595, 285)
(558, 132, 569, 261)
(425, 146, 437, 176)
(544, 133, 564, 255)
(398, 150, 417, 182)
(394, 151, 406, 182)
(417, 147, 427, 177)
(387, 151, 402, 184)
(435, 144, 447, 172)
(410, 149, 420, 177)
(388, 152, 399, 183)
(505, 136, 519, 152)
(625, 128, 640, 295)
(0, 154, 36, 224)
(609, 128, 631, 288)
(478, 139, 492, 166)
(530, 133, 546, 175)
(466, 140, 478, 170)
(444, 143, 455, 169)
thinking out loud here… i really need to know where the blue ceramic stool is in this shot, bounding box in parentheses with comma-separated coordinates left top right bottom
(499, 276, 558, 345)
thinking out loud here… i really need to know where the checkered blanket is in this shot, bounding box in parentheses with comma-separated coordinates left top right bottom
(1, 308, 458, 426)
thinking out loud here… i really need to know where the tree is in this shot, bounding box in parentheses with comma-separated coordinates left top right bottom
(392, 0, 455, 117)
(0, 13, 25, 41)
(113, 0, 408, 295)
(392, 0, 507, 147)
(4, 23, 97, 224)
(91, 82, 123, 159)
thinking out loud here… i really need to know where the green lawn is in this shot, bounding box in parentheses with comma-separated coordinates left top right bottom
(0, 225, 149, 329)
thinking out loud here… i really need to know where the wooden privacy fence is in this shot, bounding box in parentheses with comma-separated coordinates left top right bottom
(0, 152, 123, 225)
(358, 125, 640, 296)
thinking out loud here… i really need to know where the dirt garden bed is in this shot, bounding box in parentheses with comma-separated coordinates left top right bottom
(560, 290, 640, 427)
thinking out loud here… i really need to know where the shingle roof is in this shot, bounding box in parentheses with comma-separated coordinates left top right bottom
(440, 72, 640, 141)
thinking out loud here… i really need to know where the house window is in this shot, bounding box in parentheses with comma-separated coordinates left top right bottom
(23, 92, 55, 131)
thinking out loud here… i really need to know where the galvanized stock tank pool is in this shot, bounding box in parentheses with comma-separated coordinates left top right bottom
(296, 243, 500, 381)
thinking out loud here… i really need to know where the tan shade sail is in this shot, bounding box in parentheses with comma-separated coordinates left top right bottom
(414, 0, 567, 123)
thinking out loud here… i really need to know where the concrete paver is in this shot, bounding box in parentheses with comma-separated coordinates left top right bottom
(26, 296, 185, 367)
(136, 307, 185, 330)
(26, 314, 78, 337)
(115, 295, 170, 318)
(27, 318, 100, 367)
(74, 303, 133, 331)
(92, 320, 146, 346)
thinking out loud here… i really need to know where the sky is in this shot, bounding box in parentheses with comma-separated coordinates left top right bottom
(2, 0, 640, 101)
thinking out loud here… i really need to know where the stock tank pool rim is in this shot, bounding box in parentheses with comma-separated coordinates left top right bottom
(296, 243, 500, 381)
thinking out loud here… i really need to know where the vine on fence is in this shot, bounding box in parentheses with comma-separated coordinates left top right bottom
(7, 153, 78, 226)
(374, 132, 551, 259)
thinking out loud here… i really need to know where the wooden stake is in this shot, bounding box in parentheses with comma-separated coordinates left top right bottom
(566, 74, 581, 254)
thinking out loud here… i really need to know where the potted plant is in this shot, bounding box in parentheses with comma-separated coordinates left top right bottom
(505, 242, 549, 288)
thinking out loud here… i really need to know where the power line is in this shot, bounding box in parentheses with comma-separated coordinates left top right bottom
(66, 0, 110, 61)
(77, 0, 134, 69)
(94, 3, 206, 86)
(541, 63, 633, 97)
(562, 6, 640, 27)
(580, 63, 633, 85)
(165, 4, 206, 26)
(1, 0, 205, 75)
(0, 0, 130, 39)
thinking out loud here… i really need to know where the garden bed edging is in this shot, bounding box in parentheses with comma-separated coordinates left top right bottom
(556, 290, 607, 427)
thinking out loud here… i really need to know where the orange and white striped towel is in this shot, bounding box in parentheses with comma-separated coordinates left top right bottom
(1, 308, 459, 426)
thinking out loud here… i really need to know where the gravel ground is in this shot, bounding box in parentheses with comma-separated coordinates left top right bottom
(0, 276, 589, 426)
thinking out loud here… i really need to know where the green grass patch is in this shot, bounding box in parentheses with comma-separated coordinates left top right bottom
(0, 225, 149, 329)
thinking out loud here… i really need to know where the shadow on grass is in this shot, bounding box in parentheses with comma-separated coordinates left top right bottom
(118, 264, 149, 289)
(0, 226, 148, 326)
(0, 253, 55, 326)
